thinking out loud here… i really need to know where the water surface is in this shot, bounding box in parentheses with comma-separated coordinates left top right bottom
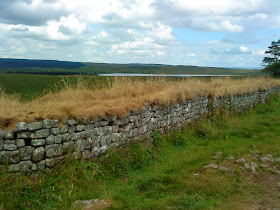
(99, 73, 243, 77)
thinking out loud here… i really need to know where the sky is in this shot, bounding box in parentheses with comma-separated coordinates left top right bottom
(0, 0, 280, 68)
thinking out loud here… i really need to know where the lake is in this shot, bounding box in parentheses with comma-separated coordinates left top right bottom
(99, 73, 243, 77)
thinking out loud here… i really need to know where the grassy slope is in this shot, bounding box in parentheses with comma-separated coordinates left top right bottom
(0, 63, 265, 75)
(0, 74, 110, 101)
(1, 95, 280, 209)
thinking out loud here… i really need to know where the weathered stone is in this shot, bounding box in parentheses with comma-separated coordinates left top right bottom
(4, 141, 17, 151)
(43, 119, 59, 128)
(56, 144, 63, 157)
(32, 147, 45, 162)
(236, 158, 246, 163)
(72, 133, 81, 141)
(73, 152, 81, 159)
(15, 122, 28, 132)
(34, 129, 50, 139)
(99, 145, 108, 154)
(63, 141, 75, 154)
(9, 164, 20, 173)
(92, 147, 102, 157)
(75, 139, 85, 153)
(37, 160, 46, 170)
(17, 131, 32, 139)
(62, 133, 71, 142)
(68, 119, 78, 125)
(19, 161, 32, 172)
(19, 146, 32, 160)
(203, 163, 218, 169)
(16, 139, 25, 148)
(0, 129, 4, 140)
(85, 138, 92, 150)
(45, 144, 62, 158)
(46, 135, 55, 144)
(68, 125, 75, 133)
(51, 128, 61, 135)
(55, 134, 62, 144)
(5, 130, 14, 140)
(61, 125, 68, 133)
(31, 163, 38, 171)
(0, 140, 3, 151)
(28, 122, 43, 131)
(0, 150, 20, 164)
(45, 145, 57, 158)
(74, 199, 111, 210)
(82, 150, 91, 160)
(45, 158, 55, 168)
(31, 139, 46, 147)
(260, 157, 270, 162)
(76, 124, 85, 132)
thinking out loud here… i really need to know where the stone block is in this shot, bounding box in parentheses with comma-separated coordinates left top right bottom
(5, 130, 14, 140)
(31, 163, 38, 171)
(82, 150, 92, 160)
(43, 119, 59, 128)
(55, 134, 62, 144)
(76, 124, 86, 132)
(45, 144, 57, 158)
(32, 147, 45, 162)
(4, 143, 17, 151)
(46, 135, 55, 144)
(0, 129, 4, 140)
(28, 122, 43, 131)
(19, 146, 32, 160)
(19, 161, 32, 172)
(68, 125, 75, 133)
(61, 125, 68, 133)
(0, 140, 3, 151)
(0, 150, 20, 164)
(16, 139, 25, 148)
(37, 160, 46, 171)
(15, 122, 28, 132)
(31, 139, 46, 147)
(9, 164, 20, 173)
(34, 129, 50, 139)
(45, 158, 55, 168)
(62, 133, 71, 142)
(51, 128, 61, 135)
(17, 131, 32, 139)
(63, 141, 75, 154)
(68, 119, 78, 125)
(75, 139, 85, 153)
(111, 133, 120, 142)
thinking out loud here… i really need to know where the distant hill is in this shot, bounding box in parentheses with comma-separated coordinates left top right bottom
(0, 58, 266, 76)
(0, 58, 85, 69)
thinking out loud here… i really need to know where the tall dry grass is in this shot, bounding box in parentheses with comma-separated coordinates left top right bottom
(1, 76, 280, 129)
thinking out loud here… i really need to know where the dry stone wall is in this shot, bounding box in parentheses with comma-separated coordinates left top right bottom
(1, 87, 279, 173)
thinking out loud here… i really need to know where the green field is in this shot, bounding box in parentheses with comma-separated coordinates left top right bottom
(1, 62, 265, 76)
(1, 95, 280, 209)
(0, 74, 112, 100)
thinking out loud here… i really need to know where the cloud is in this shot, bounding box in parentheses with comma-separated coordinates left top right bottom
(224, 46, 252, 54)
(0, 0, 69, 25)
(0, 0, 278, 67)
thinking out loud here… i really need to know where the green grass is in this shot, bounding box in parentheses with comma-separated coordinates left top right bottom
(1, 95, 280, 209)
(1, 63, 266, 76)
(0, 74, 110, 101)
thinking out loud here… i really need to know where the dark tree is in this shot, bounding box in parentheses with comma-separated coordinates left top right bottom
(262, 39, 280, 77)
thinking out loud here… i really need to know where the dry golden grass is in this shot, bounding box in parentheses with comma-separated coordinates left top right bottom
(1, 76, 280, 129)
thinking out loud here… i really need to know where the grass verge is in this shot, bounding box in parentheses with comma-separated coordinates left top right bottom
(1, 95, 280, 209)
